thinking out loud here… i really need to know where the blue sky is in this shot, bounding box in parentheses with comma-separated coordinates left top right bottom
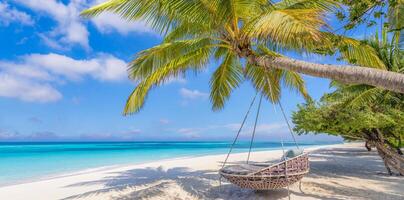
(0, 0, 377, 142)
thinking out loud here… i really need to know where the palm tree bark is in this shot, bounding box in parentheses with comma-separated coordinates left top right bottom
(366, 130, 404, 175)
(365, 141, 372, 151)
(247, 55, 404, 93)
(372, 140, 404, 175)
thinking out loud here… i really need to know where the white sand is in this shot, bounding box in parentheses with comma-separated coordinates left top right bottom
(0, 143, 402, 200)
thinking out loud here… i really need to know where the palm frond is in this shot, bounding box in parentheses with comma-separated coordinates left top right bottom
(256, 45, 310, 100)
(282, 70, 311, 100)
(129, 38, 213, 81)
(337, 36, 386, 69)
(346, 87, 385, 108)
(246, 8, 330, 51)
(387, 0, 403, 34)
(124, 42, 212, 114)
(233, 0, 274, 20)
(81, 0, 222, 34)
(210, 52, 244, 110)
(245, 64, 281, 103)
(163, 21, 215, 42)
(275, 0, 339, 11)
(214, 45, 232, 60)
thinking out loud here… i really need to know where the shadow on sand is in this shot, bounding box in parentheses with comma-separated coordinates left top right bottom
(61, 147, 403, 200)
(62, 166, 290, 200)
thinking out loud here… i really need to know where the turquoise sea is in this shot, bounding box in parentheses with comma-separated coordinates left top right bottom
(0, 141, 339, 186)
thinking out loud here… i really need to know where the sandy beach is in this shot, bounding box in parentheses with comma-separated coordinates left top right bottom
(0, 142, 402, 200)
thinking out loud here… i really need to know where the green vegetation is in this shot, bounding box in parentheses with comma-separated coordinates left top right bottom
(80, 0, 404, 174)
(337, 0, 403, 36)
(81, 0, 404, 116)
(292, 29, 404, 175)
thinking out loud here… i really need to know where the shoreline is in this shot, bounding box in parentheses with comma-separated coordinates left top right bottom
(1, 142, 402, 200)
(0, 142, 340, 187)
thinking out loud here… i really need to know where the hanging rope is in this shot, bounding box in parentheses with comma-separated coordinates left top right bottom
(278, 101, 299, 149)
(220, 93, 258, 169)
(262, 68, 299, 149)
(247, 94, 263, 164)
(264, 71, 291, 200)
(263, 73, 288, 156)
(280, 135, 291, 200)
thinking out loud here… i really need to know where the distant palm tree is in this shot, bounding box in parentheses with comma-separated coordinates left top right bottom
(81, 0, 404, 114)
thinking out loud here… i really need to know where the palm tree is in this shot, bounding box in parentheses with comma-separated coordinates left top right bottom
(328, 28, 403, 109)
(322, 28, 404, 175)
(81, 0, 404, 114)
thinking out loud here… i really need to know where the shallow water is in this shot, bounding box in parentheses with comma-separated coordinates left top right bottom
(0, 141, 338, 185)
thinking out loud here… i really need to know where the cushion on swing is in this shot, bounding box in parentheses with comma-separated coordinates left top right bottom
(221, 164, 265, 175)
(283, 149, 304, 159)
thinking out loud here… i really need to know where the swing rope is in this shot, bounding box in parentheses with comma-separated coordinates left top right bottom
(220, 92, 258, 169)
(265, 72, 292, 200)
(247, 94, 263, 164)
(220, 69, 301, 200)
(279, 101, 299, 149)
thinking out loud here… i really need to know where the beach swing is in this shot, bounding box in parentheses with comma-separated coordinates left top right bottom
(219, 94, 309, 190)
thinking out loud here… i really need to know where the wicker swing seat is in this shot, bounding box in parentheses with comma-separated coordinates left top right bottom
(219, 94, 310, 191)
(219, 153, 309, 190)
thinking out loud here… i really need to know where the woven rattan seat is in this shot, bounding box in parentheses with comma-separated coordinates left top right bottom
(219, 94, 310, 191)
(220, 153, 309, 190)
(221, 164, 267, 175)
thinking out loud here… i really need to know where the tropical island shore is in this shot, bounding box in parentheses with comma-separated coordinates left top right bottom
(0, 143, 402, 200)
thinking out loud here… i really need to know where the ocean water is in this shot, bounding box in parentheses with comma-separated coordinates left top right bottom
(0, 141, 338, 186)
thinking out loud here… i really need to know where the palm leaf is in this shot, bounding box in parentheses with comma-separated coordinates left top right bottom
(256, 45, 310, 100)
(245, 64, 281, 103)
(282, 70, 310, 100)
(81, 0, 222, 34)
(338, 37, 386, 69)
(275, 0, 339, 11)
(129, 38, 213, 81)
(246, 8, 330, 51)
(210, 52, 244, 110)
(124, 43, 212, 114)
(346, 87, 384, 108)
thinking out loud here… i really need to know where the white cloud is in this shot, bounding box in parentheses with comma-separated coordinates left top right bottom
(255, 123, 288, 134)
(0, 131, 20, 140)
(38, 33, 67, 50)
(221, 123, 242, 131)
(220, 122, 288, 136)
(79, 129, 142, 141)
(164, 77, 187, 85)
(179, 88, 208, 100)
(91, 12, 154, 35)
(0, 73, 61, 102)
(24, 53, 127, 81)
(0, 129, 143, 141)
(174, 122, 289, 140)
(14, 0, 89, 49)
(14, 0, 156, 50)
(177, 128, 201, 138)
(0, 2, 34, 26)
(0, 53, 127, 102)
(92, 55, 128, 81)
(88, 0, 154, 35)
(0, 61, 53, 81)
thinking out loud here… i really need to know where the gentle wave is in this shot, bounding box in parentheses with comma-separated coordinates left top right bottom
(0, 141, 339, 185)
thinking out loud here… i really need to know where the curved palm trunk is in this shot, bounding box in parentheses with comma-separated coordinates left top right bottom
(247, 55, 404, 93)
(366, 131, 404, 175)
(372, 141, 404, 175)
(365, 141, 373, 151)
